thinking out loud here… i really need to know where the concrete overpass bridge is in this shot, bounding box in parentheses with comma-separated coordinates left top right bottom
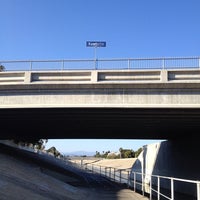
(0, 56, 200, 140)
(1, 57, 200, 199)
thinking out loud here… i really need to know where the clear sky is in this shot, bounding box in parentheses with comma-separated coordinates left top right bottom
(1, 0, 200, 60)
(1, 0, 199, 154)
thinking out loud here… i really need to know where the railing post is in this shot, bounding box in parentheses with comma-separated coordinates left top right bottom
(134, 172, 136, 192)
(171, 178, 174, 200)
(128, 59, 130, 70)
(127, 171, 130, 186)
(149, 176, 152, 200)
(198, 57, 200, 69)
(30, 61, 32, 71)
(142, 173, 144, 196)
(160, 69, 168, 82)
(197, 181, 200, 200)
(119, 170, 122, 183)
(162, 58, 165, 70)
(24, 71, 31, 83)
(157, 176, 160, 200)
(62, 60, 64, 70)
(94, 59, 98, 70)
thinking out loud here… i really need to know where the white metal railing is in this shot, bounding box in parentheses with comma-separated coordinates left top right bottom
(84, 163, 131, 185)
(130, 171, 200, 200)
(68, 160, 131, 185)
(68, 160, 200, 200)
(0, 56, 200, 71)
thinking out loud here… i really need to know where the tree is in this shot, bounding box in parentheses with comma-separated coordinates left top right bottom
(13, 139, 48, 150)
(94, 151, 101, 158)
(119, 147, 123, 158)
(46, 146, 61, 157)
(94, 150, 110, 158)
(107, 153, 120, 159)
(34, 139, 48, 150)
(118, 148, 135, 158)
(0, 65, 5, 72)
(94, 147, 143, 159)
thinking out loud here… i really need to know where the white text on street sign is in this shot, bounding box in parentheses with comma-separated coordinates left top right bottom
(86, 41, 106, 47)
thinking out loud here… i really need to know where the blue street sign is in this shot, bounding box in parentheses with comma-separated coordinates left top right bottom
(86, 41, 106, 47)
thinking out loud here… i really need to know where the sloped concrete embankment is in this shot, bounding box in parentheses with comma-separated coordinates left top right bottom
(0, 143, 148, 200)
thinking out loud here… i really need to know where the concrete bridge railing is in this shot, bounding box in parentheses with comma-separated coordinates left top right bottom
(1, 69, 200, 85)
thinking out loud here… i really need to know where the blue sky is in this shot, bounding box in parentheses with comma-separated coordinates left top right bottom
(1, 0, 200, 60)
(1, 0, 199, 153)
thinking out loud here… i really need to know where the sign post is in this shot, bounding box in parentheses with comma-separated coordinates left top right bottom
(86, 41, 106, 69)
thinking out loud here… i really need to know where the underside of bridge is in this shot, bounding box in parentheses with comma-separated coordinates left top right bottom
(0, 107, 199, 141)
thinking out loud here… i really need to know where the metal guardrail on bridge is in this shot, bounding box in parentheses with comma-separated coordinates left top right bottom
(0, 56, 200, 71)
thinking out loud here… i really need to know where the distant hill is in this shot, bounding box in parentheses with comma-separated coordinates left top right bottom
(64, 151, 95, 157)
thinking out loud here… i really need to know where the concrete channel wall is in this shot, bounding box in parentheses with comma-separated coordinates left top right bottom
(130, 140, 200, 199)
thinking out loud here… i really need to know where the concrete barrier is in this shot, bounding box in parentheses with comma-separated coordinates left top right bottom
(1, 69, 200, 85)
